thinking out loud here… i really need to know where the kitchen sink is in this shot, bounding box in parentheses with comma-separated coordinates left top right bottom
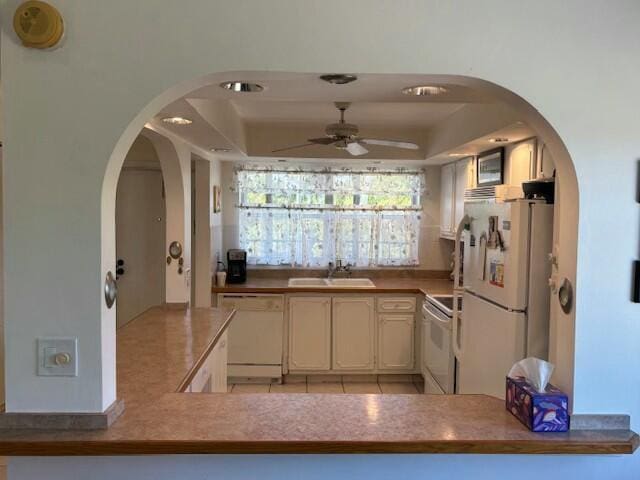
(288, 278, 330, 287)
(327, 278, 375, 287)
(287, 277, 375, 288)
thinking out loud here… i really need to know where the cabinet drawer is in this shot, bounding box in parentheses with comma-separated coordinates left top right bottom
(377, 297, 416, 313)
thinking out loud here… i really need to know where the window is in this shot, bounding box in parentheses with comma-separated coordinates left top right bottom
(235, 167, 423, 267)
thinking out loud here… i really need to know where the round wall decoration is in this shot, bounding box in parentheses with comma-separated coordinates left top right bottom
(13, 1, 64, 49)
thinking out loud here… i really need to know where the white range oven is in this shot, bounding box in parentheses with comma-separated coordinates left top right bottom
(422, 294, 459, 394)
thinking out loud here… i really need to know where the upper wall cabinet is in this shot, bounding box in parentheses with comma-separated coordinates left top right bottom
(440, 163, 455, 238)
(440, 158, 473, 239)
(505, 139, 536, 186)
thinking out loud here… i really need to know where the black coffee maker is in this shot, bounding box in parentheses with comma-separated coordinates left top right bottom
(227, 249, 247, 283)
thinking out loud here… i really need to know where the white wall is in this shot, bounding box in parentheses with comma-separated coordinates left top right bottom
(220, 162, 452, 271)
(210, 157, 223, 273)
(10, 454, 640, 480)
(2, 0, 640, 474)
(140, 129, 192, 305)
(192, 157, 211, 307)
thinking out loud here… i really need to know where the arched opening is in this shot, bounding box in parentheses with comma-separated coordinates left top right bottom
(115, 135, 166, 327)
(102, 72, 578, 402)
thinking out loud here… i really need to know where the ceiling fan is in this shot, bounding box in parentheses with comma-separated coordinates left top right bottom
(272, 102, 420, 156)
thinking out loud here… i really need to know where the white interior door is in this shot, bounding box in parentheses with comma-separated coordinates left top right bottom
(457, 292, 526, 398)
(116, 169, 165, 327)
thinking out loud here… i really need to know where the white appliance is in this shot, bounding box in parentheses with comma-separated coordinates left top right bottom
(422, 295, 458, 394)
(453, 199, 553, 399)
(218, 294, 285, 381)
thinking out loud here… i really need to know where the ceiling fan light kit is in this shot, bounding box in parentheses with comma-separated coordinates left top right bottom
(272, 102, 419, 157)
(319, 74, 358, 85)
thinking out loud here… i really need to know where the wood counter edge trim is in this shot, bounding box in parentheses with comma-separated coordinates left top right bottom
(212, 287, 429, 295)
(0, 435, 636, 456)
(175, 309, 237, 393)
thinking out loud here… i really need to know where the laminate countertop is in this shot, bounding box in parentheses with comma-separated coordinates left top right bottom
(0, 306, 636, 456)
(212, 277, 454, 295)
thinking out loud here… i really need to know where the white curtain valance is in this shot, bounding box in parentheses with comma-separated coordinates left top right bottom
(234, 167, 423, 267)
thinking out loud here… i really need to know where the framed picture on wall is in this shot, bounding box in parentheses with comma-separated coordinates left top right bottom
(477, 147, 504, 186)
(213, 185, 221, 213)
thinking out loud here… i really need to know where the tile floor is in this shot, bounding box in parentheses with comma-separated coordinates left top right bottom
(228, 375, 425, 394)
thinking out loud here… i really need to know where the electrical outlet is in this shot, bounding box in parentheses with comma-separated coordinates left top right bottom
(37, 337, 78, 377)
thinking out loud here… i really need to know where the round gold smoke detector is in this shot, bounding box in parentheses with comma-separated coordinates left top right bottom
(13, 1, 64, 49)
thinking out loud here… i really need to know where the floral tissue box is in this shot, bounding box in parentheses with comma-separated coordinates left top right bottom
(505, 376, 569, 432)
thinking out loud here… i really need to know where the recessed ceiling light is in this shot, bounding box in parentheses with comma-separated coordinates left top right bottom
(277, 159, 287, 163)
(372, 161, 382, 165)
(219, 81, 264, 93)
(448, 153, 472, 157)
(162, 116, 192, 125)
(320, 74, 358, 85)
(402, 85, 448, 96)
(211, 147, 231, 153)
(489, 137, 510, 143)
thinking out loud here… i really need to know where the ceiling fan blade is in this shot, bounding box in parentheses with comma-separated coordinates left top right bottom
(360, 138, 420, 150)
(271, 143, 317, 153)
(308, 137, 337, 145)
(346, 141, 368, 156)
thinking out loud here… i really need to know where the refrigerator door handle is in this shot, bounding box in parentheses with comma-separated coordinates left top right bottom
(477, 232, 488, 281)
(452, 215, 469, 362)
(453, 215, 470, 290)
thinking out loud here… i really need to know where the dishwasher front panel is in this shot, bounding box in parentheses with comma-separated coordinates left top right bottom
(220, 295, 285, 367)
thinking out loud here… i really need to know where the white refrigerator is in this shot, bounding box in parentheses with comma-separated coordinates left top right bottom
(454, 199, 553, 399)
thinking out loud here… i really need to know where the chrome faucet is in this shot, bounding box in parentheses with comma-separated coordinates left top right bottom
(327, 261, 336, 279)
(327, 259, 353, 278)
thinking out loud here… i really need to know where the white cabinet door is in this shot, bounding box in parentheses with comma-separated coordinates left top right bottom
(332, 297, 375, 370)
(440, 163, 455, 237)
(289, 297, 331, 371)
(378, 314, 415, 370)
(454, 158, 472, 232)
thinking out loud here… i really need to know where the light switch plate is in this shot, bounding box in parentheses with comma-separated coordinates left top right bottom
(37, 337, 78, 377)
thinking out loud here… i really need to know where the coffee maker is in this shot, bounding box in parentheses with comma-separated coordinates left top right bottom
(227, 249, 247, 283)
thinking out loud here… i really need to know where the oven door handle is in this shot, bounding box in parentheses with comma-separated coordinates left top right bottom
(422, 304, 451, 326)
(451, 297, 463, 362)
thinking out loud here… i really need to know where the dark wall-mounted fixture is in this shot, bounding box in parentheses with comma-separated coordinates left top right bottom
(558, 278, 573, 314)
(169, 241, 182, 259)
(633, 159, 639, 303)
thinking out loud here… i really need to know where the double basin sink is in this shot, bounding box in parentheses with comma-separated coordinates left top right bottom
(288, 277, 375, 288)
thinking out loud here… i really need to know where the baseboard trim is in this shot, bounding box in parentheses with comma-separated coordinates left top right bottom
(570, 414, 630, 430)
(0, 399, 125, 430)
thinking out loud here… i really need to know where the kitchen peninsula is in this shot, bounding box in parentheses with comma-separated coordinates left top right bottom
(0, 297, 635, 456)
